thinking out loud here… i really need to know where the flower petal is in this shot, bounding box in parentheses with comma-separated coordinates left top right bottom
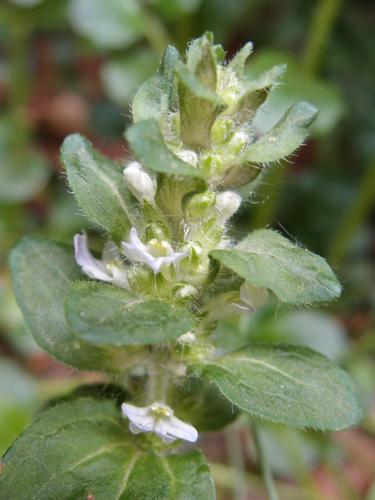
(74, 233, 111, 281)
(121, 228, 187, 273)
(165, 415, 198, 443)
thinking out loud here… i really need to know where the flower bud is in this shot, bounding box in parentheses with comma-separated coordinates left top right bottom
(123, 161, 155, 205)
(201, 153, 223, 178)
(230, 130, 249, 153)
(174, 284, 198, 300)
(176, 149, 199, 166)
(215, 191, 242, 221)
(184, 190, 216, 219)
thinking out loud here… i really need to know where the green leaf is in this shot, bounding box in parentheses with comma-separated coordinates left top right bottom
(68, 0, 143, 49)
(246, 102, 318, 163)
(61, 133, 139, 242)
(176, 64, 227, 148)
(126, 119, 202, 177)
(10, 237, 116, 371)
(191, 343, 362, 430)
(227, 41, 253, 77)
(0, 398, 215, 499)
(132, 46, 180, 123)
(233, 64, 286, 124)
(66, 281, 195, 346)
(186, 32, 217, 90)
(246, 49, 346, 136)
(211, 229, 341, 305)
(101, 49, 158, 106)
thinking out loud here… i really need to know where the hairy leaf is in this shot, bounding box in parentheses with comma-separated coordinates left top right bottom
(10, 238, 115, 371)
(66, 281, 195, 346)
(246, 101, 318, 163)
(61, 134, 138, 242)
(191, 343, 362, 430)
(233, 64, 286, 124)
(132, 45, 180, 122)
(0, 398, 215, 499)
(126, 119, 201, 177)
(211, 229, 341, 305)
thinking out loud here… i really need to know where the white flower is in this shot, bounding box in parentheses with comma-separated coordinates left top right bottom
(121, 402, 198, 443)
(74, 233, 128, 287)
(121, 227, 187, 273)
(215, 191, 242, 221)
(123, 161, 156, 205)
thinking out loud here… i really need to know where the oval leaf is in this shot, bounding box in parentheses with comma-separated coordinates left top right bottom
(66, 281, 195, 346)
(126, 119, 202, 177)
(61, 134, 139, 242)
(0, 398, 215, 499)
(210, 229, 341, 305)
(10, 237, 115, 371)
(190, 343, 362, 430)
(246, 101, 318, 163)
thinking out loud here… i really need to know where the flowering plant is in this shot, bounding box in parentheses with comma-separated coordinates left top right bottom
(2, 33, 361, 498)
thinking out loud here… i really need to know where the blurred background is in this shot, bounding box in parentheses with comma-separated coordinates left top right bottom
(0, 0, 374, 498)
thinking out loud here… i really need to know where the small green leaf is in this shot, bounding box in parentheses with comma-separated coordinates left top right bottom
(246, 49, 346, 136)
(0, 398, 215, 499)
(187, 32, 217, 90)
(227, 41, 253, 77)
(176, 64, 227, 148)
(191, 343, 362, 430)
(66, 281, 195, 346)
(132, 45, 180, 122)
(233, 64, 286, 124)
(10, 237, 116, 371)
(246, 101, 318, 163)
(61, 133, 139, 242)
(126, 119, 202, 177)
(211, 229, 341, 305)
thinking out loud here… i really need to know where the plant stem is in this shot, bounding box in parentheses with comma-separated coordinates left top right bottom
(302, 0, 343, 76)
(252, 424, 280, 500)
(328, 158, 375, 266)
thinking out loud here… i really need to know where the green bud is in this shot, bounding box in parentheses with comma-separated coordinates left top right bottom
(200, 153, 223, 178)
(184, 190, 216, 219)
(211, 118, 235, 144)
